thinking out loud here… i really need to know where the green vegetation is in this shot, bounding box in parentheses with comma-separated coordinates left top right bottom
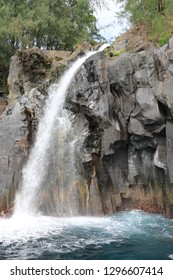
(0, 0, 105, 93)
(104, 48, 127, 57)
(117, 0, 173, 46)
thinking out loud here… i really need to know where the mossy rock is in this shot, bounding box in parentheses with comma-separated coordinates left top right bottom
(104, 48, 127, 58)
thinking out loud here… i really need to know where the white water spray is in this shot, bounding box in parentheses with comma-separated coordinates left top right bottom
(14, 44, 109, 216)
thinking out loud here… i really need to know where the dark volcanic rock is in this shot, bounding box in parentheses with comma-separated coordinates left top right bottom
(1, 38, 173, 217)
(0, 48, 70, 213)
(64, 38, 173, 217)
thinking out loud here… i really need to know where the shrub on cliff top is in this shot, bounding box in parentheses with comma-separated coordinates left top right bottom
(116, 0, 173, 45)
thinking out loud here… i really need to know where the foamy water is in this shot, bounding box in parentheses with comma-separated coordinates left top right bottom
(0, 211, 173, 260)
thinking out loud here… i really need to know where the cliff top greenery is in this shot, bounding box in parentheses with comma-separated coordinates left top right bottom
(117, 0, 173, 46)
(0, 0, 173, 94)
(0, 0, 105, 93)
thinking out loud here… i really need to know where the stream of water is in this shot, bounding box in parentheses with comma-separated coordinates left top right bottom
(14, 44, 109, 216)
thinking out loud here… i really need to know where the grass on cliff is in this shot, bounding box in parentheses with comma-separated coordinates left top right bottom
(104, 48, 127, 58)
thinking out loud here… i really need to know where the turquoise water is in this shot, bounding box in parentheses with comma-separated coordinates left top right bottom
(0, 211, 173, 260)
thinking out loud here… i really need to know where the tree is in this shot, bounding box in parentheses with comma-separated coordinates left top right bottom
(116, 0, 173, 45)
(0, 0, 100, 50)
(0, 0, 103, 93)
(89, 0, 109, 9)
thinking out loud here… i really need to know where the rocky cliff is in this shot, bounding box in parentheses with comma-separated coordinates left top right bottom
(1, 36, 173, 217)
(0, 48, 71, 215)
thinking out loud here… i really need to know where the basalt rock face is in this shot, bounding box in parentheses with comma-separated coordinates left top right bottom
(1, 39, 173, 217)
(0, 48, 70, 214)
(64, 39, 173, 217)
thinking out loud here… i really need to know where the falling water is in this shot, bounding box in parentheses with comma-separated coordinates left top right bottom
(14, 44, 109, 216)
(1, 45, 173, 261)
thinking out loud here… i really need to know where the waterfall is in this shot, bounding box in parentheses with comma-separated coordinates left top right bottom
(14, 44, 109, 216)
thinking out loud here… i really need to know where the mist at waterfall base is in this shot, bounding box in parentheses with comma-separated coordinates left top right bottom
(1, 46, 173, 260)
(1, 211, 173, 260)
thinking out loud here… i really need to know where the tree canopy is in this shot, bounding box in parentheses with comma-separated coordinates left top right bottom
(0, 0, 101, 51)
(117, 0, 173, 45)
(0, 0, 104, 93)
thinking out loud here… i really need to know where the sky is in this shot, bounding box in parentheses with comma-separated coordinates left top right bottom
(94, 1, 129, 42)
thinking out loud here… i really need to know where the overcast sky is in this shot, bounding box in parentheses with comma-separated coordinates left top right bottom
(94, 1, 129, 42)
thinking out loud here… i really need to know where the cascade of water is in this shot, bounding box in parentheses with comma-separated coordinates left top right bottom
(14, 44, 109, 216)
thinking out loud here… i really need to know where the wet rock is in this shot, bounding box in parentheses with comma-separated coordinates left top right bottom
(166, 122, 173, 184)
(0, 94, 7, 115)
(169, 36, 173, 49)
(1, 38, 173, 218)
(135, 87, 163, 124)
(64, 41, 173, 217)
(0, 48, 71, 212)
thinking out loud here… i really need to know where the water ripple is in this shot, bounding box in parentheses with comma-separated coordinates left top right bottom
(0, 211, 173, 259)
